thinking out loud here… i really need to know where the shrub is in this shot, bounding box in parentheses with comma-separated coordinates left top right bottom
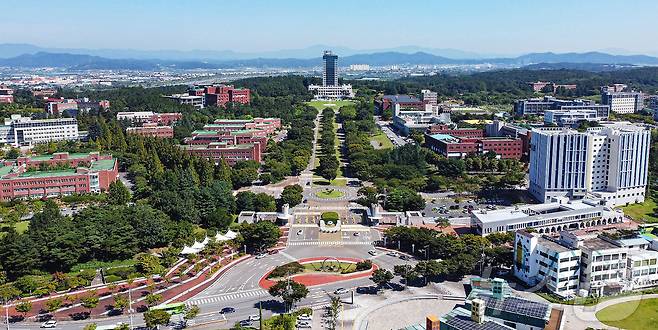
(267, 262, 305, 279)
(355, 260, 372, 272)
(321, 212, 339, 221)
(104, 275, 122, 283)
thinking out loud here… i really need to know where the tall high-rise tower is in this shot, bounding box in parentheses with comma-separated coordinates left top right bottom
(322, 51, 338, 87)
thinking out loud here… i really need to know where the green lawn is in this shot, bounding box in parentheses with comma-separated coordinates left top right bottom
(306, 100, 355, 110)
(596, 298, 658, 330)
(622, 197, 658, 223)
(370, 132, 394, 149)
(303, 261, 356, 273)
(313, 177, 347, 186)
(315, 189, 345, 199)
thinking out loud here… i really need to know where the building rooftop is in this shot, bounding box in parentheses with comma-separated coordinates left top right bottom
(440, 307, 512, 330)
(627, 249, 658, 261)
(537, 235, 574, 253)
(90, 159, 116, 171)
(471, 199, 618, 225)
(383, 95, 421, 103)
(581, 237, 619, 251)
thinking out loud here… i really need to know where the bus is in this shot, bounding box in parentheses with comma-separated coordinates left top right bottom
(149, 302, 186, 315)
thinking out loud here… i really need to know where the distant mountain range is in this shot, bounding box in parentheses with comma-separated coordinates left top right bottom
(1, 44, 658, 71)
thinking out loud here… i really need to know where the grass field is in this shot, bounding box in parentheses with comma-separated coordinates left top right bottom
(596, 298, 658, 330)
(313, 177, 347, 186)
(306, 100, 355, 110)
(315, 189, 345, 199)
(370, 132, 394, 149)
(622, 197, 658, 223)
(304, 261, 356, 274)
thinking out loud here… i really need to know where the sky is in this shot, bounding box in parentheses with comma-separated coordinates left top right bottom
(2, 0, 658, 56)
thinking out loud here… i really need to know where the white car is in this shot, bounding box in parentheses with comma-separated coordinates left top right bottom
(297, 314, 312, 321)
(368, 249, 378, 256)
(255, 254, 266, 259)
(40, 320, 57, 328)
(296, 321, 312, 328)
(386, 252, 400, 257)
(334, 288, 349, 295)
(249, 314, 261, 321)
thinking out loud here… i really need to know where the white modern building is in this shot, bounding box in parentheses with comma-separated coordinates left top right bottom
(308, 50, 354, 100)
(391, 103, 451, 135)
(164, 93, 204, 109)
(471, 197, 624, 236)
(529, 122, 650, 206)
(420, 89, 438, 105)
(544, 108, 608, 126)
(601, 91, 644, 114)
(515, 229, 658, 297)
(0, 115, 79, 147)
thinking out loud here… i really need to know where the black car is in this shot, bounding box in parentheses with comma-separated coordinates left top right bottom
(221, 307, 236, 314)
(356, 286, 376, 294)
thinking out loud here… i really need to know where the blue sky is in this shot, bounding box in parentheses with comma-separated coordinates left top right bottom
(2, 0, 658, 55)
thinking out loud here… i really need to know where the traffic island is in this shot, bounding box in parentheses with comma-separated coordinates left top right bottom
(259, 257, 378, 289)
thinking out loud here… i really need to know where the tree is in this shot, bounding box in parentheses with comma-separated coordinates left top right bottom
(326, 296, 342, 330)
(278, 184, 303, 209)
(393, 265, 418, 285)
(45, 298, 63, 313)
(202, 207, 233, 231)
(145, 293, 163, 307)
(184, 305, 200, 322)
(113, 294, 128, 311)
(115, 324, 130, 330)
(267, 280, 309, 312)
(15, 300, 32, 319)
(81, 293, 99, 316)
(239, 221, 281, 252)
(369, 269, 394, 289)
(414, 260, 445, 285)
(83, 324, 97, 330)
(235, 191, 255, 212)
(108, 180, 131, 205)
(144, 309, 171, 329)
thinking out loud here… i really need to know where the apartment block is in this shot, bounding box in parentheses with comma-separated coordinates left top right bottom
(0, 152, 118, 200)
(420, 89, 438, 105)
(116, 111, 182, 125)
(529, 122, 650, 206)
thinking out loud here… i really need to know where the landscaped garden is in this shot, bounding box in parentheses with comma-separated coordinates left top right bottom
(321, 211, 339, 226)
(316, 189, 344, 199)
(596, 298, 658, 330)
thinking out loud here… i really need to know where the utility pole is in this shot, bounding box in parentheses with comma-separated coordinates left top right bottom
(128, 285, 133, 329)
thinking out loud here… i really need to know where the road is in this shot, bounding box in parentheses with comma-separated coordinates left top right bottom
(376, 120, 408, 147)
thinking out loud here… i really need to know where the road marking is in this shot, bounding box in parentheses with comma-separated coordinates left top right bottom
(287, 241, 373, 246)
(186, 289, 268, 306)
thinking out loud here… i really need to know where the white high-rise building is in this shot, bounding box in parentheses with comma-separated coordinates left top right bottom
(308, 50, 354, 100)
(529, 122, 650, 206)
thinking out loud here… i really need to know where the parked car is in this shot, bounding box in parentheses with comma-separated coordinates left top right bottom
(356, 286, 377, 294)
(386, 252, 400, 257)
(297, 314, 312, 321)
(40, 321, 57, 328)
(255, 253, 266, 259)
(296, 321, 312, 328)
(334, 288, 349, 295)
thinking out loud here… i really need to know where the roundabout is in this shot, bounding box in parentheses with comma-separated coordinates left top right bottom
(315, 188, 345, 199)
(304, 185, 357, 202)
(258, 257, 378, 289)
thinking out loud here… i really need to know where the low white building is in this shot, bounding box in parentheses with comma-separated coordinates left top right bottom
(391, 103, 451, 135)
(308, 84, 354, 100)
(471, 198, 624, 236)
(0, 115, 79, 147)
(544, 108, 607, 126)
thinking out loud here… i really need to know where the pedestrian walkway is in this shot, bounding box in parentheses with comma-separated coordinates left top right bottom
(186, 289, 268, 306)
(287, 240, 373, 246)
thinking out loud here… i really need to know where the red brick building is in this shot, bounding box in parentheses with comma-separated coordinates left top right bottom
(126, 123, 174, 138)
(182, 142, 262, 165)
(207, 118, 281, 135)
(0, 152, 118, 200)
(427, 124, 484, 138)
(203, 84, 251, 107)
(0, 86, 13, 104)
(425, 133, 522, 160)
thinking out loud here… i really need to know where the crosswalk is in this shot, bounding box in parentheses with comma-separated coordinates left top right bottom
(287, 240, 373, 246)
(186, 289, 268, 306)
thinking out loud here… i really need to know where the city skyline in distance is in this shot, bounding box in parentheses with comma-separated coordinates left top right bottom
(1, 0, 658, 57)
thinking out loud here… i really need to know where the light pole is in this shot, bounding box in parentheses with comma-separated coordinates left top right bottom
(128, 285, 133, 329)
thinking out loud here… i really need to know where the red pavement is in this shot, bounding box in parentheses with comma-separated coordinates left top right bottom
(258, 257, 378, 289)
(8, 251, 251, 322)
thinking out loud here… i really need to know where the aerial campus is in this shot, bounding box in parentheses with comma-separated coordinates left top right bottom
(2, 2, 658, 330)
